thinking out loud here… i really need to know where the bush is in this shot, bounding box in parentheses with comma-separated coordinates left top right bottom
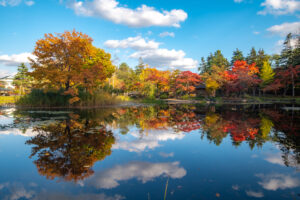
(181, 94, 190, 100)
(159, 93, 169, 99)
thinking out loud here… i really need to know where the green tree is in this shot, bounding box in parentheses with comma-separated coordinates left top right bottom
(246, 47, 257, 65)
(256, 49, 270, 71)
(199, 57, 208, 74)
(135, 57, 145, 75)
(13, 63, 32, 95)
(279, 33, 294, 68)
(231, 48, 244, 65)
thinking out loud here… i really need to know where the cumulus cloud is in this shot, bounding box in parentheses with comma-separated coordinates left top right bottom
(105, 36, 198, 70)
(246, 190, 264, 198)
(159, 32, 175, 38)
(113, 129, 185, 152)
(256, 173, 300, 191)
(267, 22, 300, 36)
(87, 161, 186, 189)
(69, 0, 187, 27)
(104, 36, 160, 51)
(0, 52, 35, 66)
(258, 0, 300, 15)
(0, 0, 34, 6)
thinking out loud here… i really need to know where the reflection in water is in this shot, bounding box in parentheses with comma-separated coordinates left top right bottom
(87, 161, 186, 189)
(1, 104, 299, 190)
(25, 114, 115, 182)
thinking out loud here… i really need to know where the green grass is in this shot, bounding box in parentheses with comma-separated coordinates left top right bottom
(0, 96, 19, 106)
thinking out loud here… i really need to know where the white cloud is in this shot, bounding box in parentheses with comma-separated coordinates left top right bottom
(234, 0, 243, 3)
(246, 190, 264, 198)
(159, 32, 175, 38)
(69, 0, 187, 27)
(0, 52, 35, 66)
(105, 36, 198, 70)
(253, 31, 260, 35)
(87, 161, 186, 189)
(259, 0, 300, 15)
(104, 36, 160, 51)
(0, 0, 34, 6)
(256, 173, 300, 191)
(24, 0, 34, 6)
(113, 129, 185, 152)
(267, 22, 300, 36)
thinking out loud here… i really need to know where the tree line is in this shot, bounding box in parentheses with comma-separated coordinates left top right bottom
(11, 30, 300, 106)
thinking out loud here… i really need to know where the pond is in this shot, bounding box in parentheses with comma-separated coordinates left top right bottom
(0, 104, 299, 200)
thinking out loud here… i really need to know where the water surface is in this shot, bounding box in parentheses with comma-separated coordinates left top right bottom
(0, 104, 299, 200)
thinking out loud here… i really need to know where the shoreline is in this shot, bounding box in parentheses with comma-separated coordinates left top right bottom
(1, 97, 300, 109)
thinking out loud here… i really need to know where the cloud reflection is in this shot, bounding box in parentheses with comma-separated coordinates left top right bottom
(256, 173, 300, 191)
(87, 161, 186, 189)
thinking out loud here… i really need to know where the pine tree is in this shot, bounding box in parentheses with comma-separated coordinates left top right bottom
(199, 57, 208, 74)
(13, 63, 32, 95)
(279, 33, 294, 68)
(231, 48, 244, 65)
(246, 47, 257, 64)
(135, 57, 145, 75)
(256, 49, 270, 71)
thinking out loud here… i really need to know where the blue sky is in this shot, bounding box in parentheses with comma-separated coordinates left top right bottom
(0, 0, 299, 76)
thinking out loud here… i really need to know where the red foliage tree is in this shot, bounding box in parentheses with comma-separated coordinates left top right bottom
(223, 60, 260, 96)
(175, 71, 202, 95)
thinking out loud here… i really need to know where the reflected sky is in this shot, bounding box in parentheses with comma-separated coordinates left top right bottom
(0, 104, 299, 200)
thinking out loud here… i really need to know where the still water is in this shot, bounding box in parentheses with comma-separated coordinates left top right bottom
(0, 104, 299, 200)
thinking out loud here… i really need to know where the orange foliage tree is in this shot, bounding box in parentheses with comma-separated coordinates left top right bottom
(29, 30, 115, 104)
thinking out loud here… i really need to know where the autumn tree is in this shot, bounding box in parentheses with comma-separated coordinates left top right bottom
(26, 116, 115, 182)
(29, 30, 115, 104)
(202, 65, 227, 97)
(223, 60, 260, 96)
(260, 61, 275, 89)
(175, 71, 202, 95)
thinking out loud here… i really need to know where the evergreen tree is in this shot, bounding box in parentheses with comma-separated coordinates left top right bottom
(13, 63, 32, 95)
(279, 33, 294, 68)
(231, 48, 244, 65)
(256, 49, 270, 71)
(135, 57, 145, 75)
(246, 47, 257, 64)
(199, 57, 208, 74)
(210, 50, 230, 69)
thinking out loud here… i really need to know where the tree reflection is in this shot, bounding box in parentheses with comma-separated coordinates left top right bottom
(9, 104, 299, 182)
(26, 114, 115, 182)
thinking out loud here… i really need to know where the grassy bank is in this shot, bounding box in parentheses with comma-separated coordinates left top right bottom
(16, 89, 129, 108)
